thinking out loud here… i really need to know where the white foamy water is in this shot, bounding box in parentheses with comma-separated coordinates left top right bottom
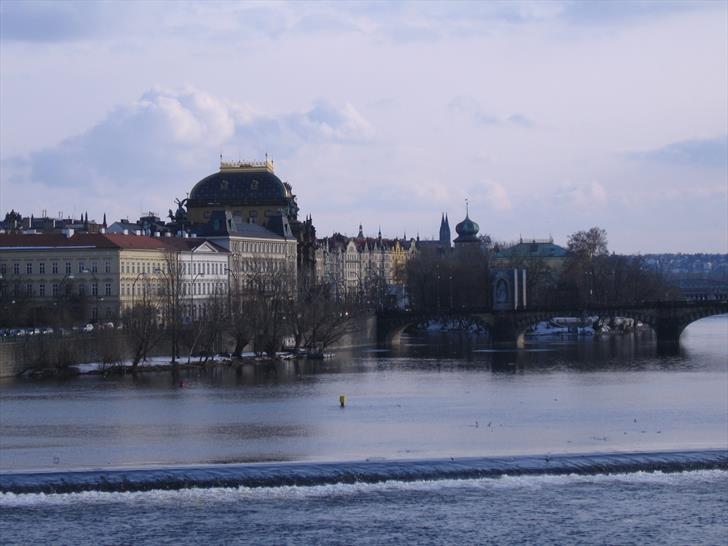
(2, 469, 725, 507)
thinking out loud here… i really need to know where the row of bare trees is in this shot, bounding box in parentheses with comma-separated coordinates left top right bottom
(122, 252, 360, 367)
(558, 228, 679, 306)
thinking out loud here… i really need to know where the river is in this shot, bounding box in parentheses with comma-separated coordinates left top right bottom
(1, 316, 727, 544)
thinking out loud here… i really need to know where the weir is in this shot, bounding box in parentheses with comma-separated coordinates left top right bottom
(2, 449, 727, 495)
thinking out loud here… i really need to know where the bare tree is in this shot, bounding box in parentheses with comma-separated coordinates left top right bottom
(244, 261, 295, 358)
(291, 272, 356, 355)
(160, 250, 184, 364)
(122, 277, 163, 368)
(228, 276, 255, 357)
(183, 289, 227, 364)
(567, 227, 608, 259)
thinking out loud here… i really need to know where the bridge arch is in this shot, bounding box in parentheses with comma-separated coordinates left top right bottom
(377, 312, 493, 346)
(377, 302, 728, 348)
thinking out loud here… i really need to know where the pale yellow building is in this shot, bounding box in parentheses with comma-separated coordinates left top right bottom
(0, 231, 228, 325)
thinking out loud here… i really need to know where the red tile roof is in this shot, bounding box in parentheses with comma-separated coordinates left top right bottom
(0, 233, 227, 253)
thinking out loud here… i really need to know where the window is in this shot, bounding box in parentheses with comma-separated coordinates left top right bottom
(65, 262, 71, 275)
(39, 284, 46, 297)
(105, 282, 111, 296)
(78, 262, 85, 273)
(0, 264, 5, 275)
(92, 282, 98, 296)
(26, 263, 32, 275)
(26, 283, 33, 296)
(52, 262, 58, 274)
(79, 283, 86, 295)
(92, 262, 98, 273)
(39, 263, 45, 275)
(105, 261, 111, 273)
(52, 284, 58, 297)
(14, 263, 20, 275)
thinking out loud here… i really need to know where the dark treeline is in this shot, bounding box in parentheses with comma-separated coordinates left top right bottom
(404, 227, 678, 312)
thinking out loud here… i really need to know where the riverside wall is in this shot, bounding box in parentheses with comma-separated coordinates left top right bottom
(0, 333, 173, 378)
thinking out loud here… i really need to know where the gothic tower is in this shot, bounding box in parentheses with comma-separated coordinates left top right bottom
(439, 213, 451, 249)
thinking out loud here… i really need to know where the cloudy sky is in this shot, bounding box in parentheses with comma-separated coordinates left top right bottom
(1, 0, 726, 252)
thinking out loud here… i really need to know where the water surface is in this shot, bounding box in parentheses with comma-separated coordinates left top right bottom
(1, 316, 726, 471)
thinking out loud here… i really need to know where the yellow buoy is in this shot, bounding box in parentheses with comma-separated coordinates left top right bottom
(339, 395, 347, 407)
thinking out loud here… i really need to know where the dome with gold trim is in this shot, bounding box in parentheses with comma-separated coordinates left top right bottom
(187, 160, 292, 207)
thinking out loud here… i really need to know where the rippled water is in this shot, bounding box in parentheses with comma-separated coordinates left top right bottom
(2, 469, 727, 545)
(1, 316, 726, 543)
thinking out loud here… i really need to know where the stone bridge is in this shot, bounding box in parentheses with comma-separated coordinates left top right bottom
(377, 301, 728, 349)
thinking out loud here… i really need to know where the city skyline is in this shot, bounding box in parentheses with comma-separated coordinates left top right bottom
(1, 1, 727, 253)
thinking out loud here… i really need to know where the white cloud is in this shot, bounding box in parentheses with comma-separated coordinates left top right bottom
(1, 88, 374, 221)
(555, 181, 608, 210)
(468, 182, 513, 212)
(448, 96, 535, 129)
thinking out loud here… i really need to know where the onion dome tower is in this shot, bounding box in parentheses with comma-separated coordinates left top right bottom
(453, 201, 480, 244)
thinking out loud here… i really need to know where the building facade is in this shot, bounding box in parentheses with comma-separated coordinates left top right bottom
(195, 211, 298, 296)
(0, 231, 229, 325)
(315, 227, 416, 306)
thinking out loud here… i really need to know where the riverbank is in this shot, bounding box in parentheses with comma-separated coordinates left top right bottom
(22, 351, 331, 378)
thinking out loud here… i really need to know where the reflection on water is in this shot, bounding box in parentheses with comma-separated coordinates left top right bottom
(0, 316, 726, 471)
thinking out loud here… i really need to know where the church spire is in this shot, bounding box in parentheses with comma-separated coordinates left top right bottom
(439, 211, 451, 249)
